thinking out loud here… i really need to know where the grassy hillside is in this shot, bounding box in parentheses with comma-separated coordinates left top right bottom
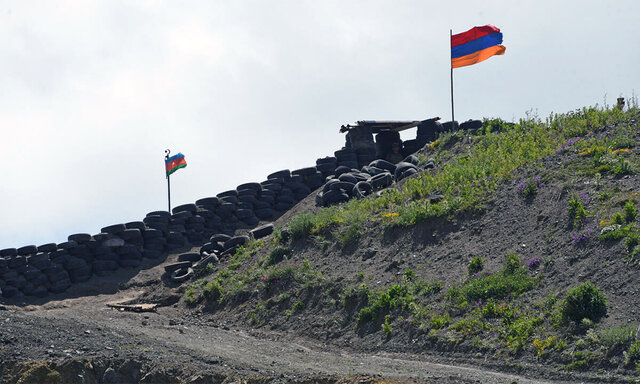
(172, 102, 640, 382)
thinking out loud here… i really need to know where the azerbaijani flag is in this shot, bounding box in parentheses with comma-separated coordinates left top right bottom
(451, 25, 506, 69)
(165, 153, 187, 176)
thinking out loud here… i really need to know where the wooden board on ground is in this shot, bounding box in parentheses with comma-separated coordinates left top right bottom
(106, 303, 157, 313)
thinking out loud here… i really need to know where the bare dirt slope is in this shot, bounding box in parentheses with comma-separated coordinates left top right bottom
(2, 269, 562, 384)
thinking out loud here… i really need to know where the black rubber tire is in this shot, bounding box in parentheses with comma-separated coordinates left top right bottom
(0, 248, 17, 257)
(37, 243, 58, 253)
(17, 245, 38, 256)
(171, 267, 193, 283)
(352, 172, 370, 182)
(338, 173, 358, 184)
(210, 234, 232, 243)
(268, 170, 291, 179)
(398, 167, 418, 181)
(334, 165, 353, 177)
(369, 172, 393, 189)
(196, 197, 220, 207)
(223, 235, 249, 250)
(250, 224, 274, 239)
(255, 208, 275, 220)
(460, 119, 483, 131)
(118, 228, 142, 241)
(292, 167, 318, 176)
(101, 224, 126, 234)
(146, 210, 171, 218)
(353, 181, 374, 198)
(234, 209, 253, 220)
(172, 203, 197, 214)
(403, 155, 420, 166)
(365, 166, 386, 176)
(322, 179, 340, 193)
(68, 233, 92, 244)
(322, 190, 350, 206)
(441, 120, 459, 132)
(195, 254, 218, 268)
(217, 189, 239, 199)
(164, 261, 192, 274)
(369, 159, 396, 174)
(316, 157, 337, 165)
(315, 162, 336, 174)
(394, 162, 417, 180)
(235, 182, 261, 192)
(330, 181, 356, 195)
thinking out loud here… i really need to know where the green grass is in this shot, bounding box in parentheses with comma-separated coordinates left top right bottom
(447, 254, 537, 307)
(285, 105, 638, 238)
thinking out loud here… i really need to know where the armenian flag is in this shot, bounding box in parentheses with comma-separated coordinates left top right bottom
(165, 153, 187, 176)
(451, 25, 506, 69)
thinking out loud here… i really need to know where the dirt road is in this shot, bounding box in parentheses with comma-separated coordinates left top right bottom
(1, 291, 575, 384)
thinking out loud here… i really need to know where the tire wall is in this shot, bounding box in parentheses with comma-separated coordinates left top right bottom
(0, 120, 477, 300)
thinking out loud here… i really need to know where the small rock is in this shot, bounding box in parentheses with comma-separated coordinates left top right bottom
(169, 319, 178, 326)
(84, 330, 91, 334)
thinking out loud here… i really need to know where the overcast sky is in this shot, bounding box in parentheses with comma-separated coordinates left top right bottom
(1, 1, 639, 249)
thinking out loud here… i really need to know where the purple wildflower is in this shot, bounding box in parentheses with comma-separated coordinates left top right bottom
(572, 228, 593, 245)
(556, 137, 582, 153)
(527, 257, 541, 270)
(517, 177, 545, 197)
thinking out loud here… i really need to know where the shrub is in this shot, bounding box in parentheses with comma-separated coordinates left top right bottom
(568, 195, 588, 228)
(599, 323, 637, 348)
(503, 253, 523, 275)
(560, 282, 607, 324)
(468, 257, 485, 276)
(203, 280, 223, 304)
(430, 313, 450, 329)
(265, 246, 289, 266)
(288, 301, 305, 316)
(613, 212, 625, 225)
(624, 201, 637, 222)
(382, 315, 392, 335)
(288, 212, 315, 240)
(625, 341, 640, 367)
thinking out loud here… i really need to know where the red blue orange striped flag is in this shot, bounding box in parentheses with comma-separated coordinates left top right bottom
(451, 25, 506, 69)
(165, 153, 187, 176)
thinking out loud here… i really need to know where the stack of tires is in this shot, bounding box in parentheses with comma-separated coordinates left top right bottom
(315, 157, 337, 179)
(315, 156, 420, 207)
(375, 131, 402, 161)
(347, 126, 377, 169)
(416, 119, 442, 149)
(459, 119, 483, 133)
(334, 149, 358, 170)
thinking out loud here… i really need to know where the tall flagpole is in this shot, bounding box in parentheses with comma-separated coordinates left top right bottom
(165, 149, 171, 212)
(450, 29, 455, 123)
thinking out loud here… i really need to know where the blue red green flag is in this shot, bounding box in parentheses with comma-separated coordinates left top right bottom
(165, 153, 187, 176)
(451, 25, 506, 69)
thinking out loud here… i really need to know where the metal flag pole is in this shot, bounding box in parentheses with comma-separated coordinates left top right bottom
(450, 29, 455, 123)
(165, 149, 171, 213)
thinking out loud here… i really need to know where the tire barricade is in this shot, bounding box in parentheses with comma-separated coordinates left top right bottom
(0, 119, 481, 297)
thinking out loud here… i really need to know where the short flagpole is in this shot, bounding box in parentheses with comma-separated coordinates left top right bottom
(450, 29, 455, 123)
(165, 149, 171, 212)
